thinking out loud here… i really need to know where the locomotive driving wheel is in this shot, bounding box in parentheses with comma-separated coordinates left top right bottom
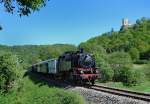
(91, 79, 95, 85)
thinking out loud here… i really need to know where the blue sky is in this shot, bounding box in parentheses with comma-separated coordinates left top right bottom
(0, 0, 150, 46)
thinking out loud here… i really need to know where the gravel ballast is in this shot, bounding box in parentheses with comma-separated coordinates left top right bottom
(70, 87, 150, 104)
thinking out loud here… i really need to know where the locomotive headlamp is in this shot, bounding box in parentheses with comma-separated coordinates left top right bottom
(80, 70, 84, 74)
(96, 70, 99, 74)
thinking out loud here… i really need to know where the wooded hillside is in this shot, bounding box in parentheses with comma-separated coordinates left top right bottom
(79, 17, 150, 61)
(0, 44, 77, 69)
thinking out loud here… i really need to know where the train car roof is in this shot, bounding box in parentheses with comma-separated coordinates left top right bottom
(32, 58, 57, 66)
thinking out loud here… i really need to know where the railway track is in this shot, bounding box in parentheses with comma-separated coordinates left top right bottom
(87, 84, 150, 102)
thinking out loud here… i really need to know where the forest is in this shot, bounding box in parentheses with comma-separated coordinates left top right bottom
(0, 17, 150, 103)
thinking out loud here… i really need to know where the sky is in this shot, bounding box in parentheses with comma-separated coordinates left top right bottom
(0, 0, 150, 46)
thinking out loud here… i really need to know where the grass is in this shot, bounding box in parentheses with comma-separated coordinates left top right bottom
(97, 81, 150, 93)
(0, 76, 84, 104)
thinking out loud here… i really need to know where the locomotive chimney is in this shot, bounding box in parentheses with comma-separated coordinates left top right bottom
(80, 48, 84, 53)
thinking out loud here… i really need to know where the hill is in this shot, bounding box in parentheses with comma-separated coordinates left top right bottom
(0, 44, 77, 69)
(79, 17, 150, 61)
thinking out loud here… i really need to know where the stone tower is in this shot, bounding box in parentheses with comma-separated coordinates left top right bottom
(122, 18, 129, 26)
(120, 18, 132, 31)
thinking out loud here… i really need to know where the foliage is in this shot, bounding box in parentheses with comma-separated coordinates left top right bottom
(99, 64, 114, 82)
(140, 49, 150, 60)
(106, 52, 132, 82)
(119, 67, 145, 86)
(108, 52, 132, 70)
(0, 0, 48, 16)
(134, 60, 149, 64)
(143, 64, 150, 80)
(21, 88, 83, 104)
(0, 52, 23, 93)
(0, 44, 77, 69)
(129, 48, 140, 62)
(39, 44, 77, 60)
(0, 77, 84, 104)
(80, 17, 150, 60)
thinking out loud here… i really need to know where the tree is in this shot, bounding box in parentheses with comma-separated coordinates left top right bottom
(39, 44, 77, 60)
(0, 25, 2, 30)
(93, 47, 114, 82)
(0, 0, 49, 30)
(0, 53, 23, 93)
(108, 52, 132, 81)
(129, 48, 139, 62)
(108, 52, 132, 70)
(0, 0, 48, 16)
(100, 64, 114, 82)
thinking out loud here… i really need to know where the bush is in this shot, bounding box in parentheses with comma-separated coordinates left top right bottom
(143, 64, 150, 80)
(108, 52, 132, 70)
(107, 52, 133, 82)
(129, 48, 139, 62)
(22, 88, 84, 104)
(0, 53, 23, 93)
(119, 67, 145, 86)
(134, 60, 149, 64)
(93, 49, 114, 82)
(113, 68, 123, 82)
(99, 64, 114, 82)
(0, 77, 84, 104)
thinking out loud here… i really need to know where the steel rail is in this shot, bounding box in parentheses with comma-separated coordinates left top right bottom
(88, 84, 150, 102)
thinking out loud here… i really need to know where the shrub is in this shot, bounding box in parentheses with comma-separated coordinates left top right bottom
(0, 53, 23, 93)
(119, 67, 145, 86)
(134, 60, 149, 64)
(23, 89, 84, 104)
(108, 52, 132, 82)
(99, 64, 114, 82)
(129, 48, 139, 62)
(113, 68, 122, 82)
(143, 64, 150, 80)
(0, 76, 84, 104)
(93, 50, 114, 82)
(108, 52, 132, 70)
